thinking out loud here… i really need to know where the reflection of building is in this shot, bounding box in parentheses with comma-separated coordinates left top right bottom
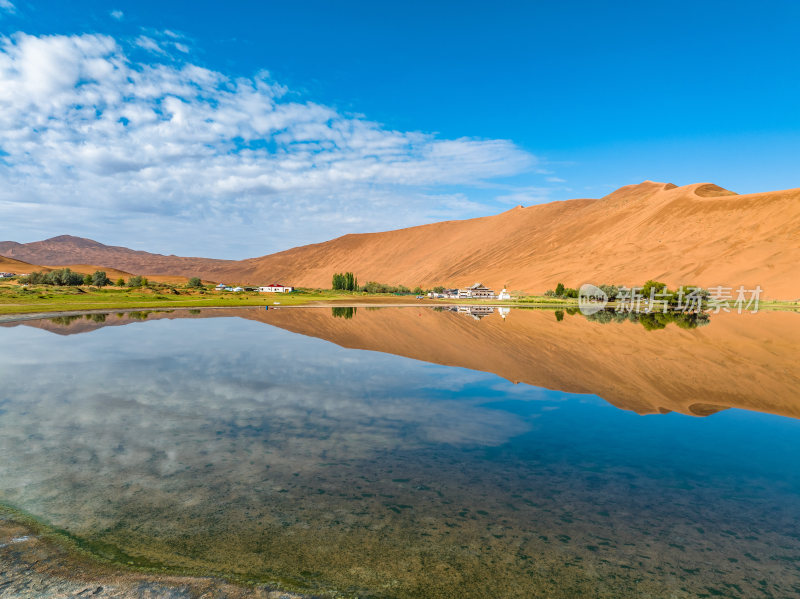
(458, 283, 496, 299)
(457, 305, 496, 320)
(498, 307, 510, 319)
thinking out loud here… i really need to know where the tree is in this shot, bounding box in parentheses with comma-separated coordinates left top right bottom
(92, 271, 110, 287)
(555, 282, 565, 297)
(362, 281, 385, 294)
(20, 269, 82, 286)
(433, 286, 445, 294)
(42, 268, 83, 286)
(83, 273, 93, 286)
(332, 271, 358, 291)
(641, 279, 669, 300)
(116, 277, 126, 287)
(128, 275, 144, 287)
(413, 286, 424, 295)
(187, 277, 203, 289)
(598, 284, 619, 300)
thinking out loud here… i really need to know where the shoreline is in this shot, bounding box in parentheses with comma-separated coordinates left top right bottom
(0, 515, 313, 599)
(0, 298, 797, 324)
(0, 299, 579, 323)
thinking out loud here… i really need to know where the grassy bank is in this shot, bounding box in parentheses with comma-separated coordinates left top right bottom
(0, 284, 361, 315)
(0, 280, 577, 316)
(0, 282, 796, 316)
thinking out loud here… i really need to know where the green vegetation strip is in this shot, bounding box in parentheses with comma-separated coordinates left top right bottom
(0, 282, 796, 317)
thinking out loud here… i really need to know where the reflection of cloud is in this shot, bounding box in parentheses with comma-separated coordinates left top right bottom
(0, 317, 529, 530)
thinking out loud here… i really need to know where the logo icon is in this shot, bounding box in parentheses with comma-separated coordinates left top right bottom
(578, 284, 608, 315)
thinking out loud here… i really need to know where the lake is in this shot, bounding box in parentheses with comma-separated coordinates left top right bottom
(1, 306, 799, 598)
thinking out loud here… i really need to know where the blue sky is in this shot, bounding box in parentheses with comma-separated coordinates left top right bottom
(1, 1, 798, 257)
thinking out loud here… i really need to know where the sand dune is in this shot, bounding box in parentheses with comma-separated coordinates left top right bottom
(35, 264, 193, 285)
(3, 181, 800, 298)
(227, 181, 800, 299)
(0, 254, 191, 284)
(0, 255, 35, 271)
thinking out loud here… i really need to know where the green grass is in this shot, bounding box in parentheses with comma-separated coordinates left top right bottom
(1, 283, 795, 317)
(0, 284, 351, 315)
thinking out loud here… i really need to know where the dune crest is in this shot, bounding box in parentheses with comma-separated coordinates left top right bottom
(2, 181, 800, 298)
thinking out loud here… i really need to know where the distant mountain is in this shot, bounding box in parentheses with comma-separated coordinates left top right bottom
(0, 234, 235, 280)
(3, 181, 800, 298)
(0, 251, 191, 284)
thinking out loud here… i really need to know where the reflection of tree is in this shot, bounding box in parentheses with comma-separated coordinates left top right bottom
(584, 309, 710, 330)
(49, 315, 83, 325)
(332, 306, 357, 319)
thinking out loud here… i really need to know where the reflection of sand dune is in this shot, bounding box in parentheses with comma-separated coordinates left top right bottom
(0, 309, 191, 335)
(4, 307, 800, 419)
(257, 307, 800, 419)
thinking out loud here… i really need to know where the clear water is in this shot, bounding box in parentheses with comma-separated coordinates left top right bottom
(0, 307, 799, 598)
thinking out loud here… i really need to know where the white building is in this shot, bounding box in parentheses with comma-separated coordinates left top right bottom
(498, 288, 511, 300)
(258, 283, 294, 293)
(458, 283, 496, 299)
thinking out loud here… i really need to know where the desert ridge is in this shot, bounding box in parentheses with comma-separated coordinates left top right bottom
(2, 181, 800, 299)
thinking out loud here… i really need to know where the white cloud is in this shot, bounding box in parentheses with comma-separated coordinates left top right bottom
(134, 35, 165, 55)
(0, 32, 540, 256)
(0, 0, 16, 15)
(110, 9, 124, 21)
